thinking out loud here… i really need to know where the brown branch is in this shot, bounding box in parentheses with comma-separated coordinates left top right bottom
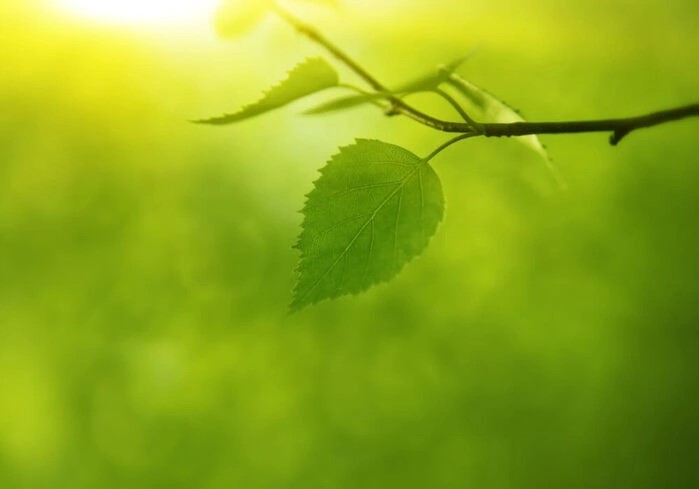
(481, 104, 699, 145)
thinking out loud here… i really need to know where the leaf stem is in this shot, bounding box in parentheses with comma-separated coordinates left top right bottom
(424, 134, 475, 163)
(432, 88, 479, 129)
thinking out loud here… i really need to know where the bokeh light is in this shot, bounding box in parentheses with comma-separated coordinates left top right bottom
(55, 0, 221, 25)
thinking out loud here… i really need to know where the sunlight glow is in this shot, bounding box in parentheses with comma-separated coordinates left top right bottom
(56, 0, 221, 26)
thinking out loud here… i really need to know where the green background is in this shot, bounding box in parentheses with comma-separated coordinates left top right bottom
(1, 1, 698, 487)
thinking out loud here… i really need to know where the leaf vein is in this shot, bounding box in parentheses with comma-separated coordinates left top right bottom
(392, 185, 404, 273)
(418, 168, 425, 239)
(297, 165, 421, 304)
(328, 180, 403, 198)
(310, 212, 375, 240)
(363, 219, 375, 283)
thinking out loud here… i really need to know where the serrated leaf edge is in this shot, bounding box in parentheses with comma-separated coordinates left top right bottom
(193, 57, 339, 125)
(290, 138, 444, 312)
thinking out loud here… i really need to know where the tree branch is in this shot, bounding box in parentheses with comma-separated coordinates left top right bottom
(271, 3, 456, 131)
(481, 104, 699, 145)
(272, 3, 698, 145)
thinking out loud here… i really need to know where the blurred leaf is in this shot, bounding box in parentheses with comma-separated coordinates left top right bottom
(292, 139, 444, 310)
(195, 58, 339, 125)
(447, 73, 562, 183)
(304, 55, 472, 116)
(304, 92, 386, 115)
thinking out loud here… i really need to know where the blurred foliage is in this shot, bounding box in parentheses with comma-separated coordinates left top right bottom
(1, 1, 698, 488)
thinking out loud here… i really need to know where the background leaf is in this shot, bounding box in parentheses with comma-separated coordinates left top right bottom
(447, 73, 563, 183)
(195, 57, 339, 125)
(303, 63, 458, 116)
(304, 55, 473, 116)
(292, 139, 444, 310)
(304, 91, 386, 115)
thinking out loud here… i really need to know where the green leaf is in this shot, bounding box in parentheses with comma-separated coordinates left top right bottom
(304, 55, 472, 116)
(447, 74, 528, 124)
(304, 92, 386, 115)
(292, 139, 444, 311)
(304, 75, 447, 116)
(447, 73, 563, 184)
(195, 58, 339, 125)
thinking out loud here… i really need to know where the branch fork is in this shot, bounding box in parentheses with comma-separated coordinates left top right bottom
(272, 3, 698, 147)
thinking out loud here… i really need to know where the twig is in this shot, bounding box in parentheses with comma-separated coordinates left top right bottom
(481, 104, 699, 145)
(271, 3, 457, 131)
